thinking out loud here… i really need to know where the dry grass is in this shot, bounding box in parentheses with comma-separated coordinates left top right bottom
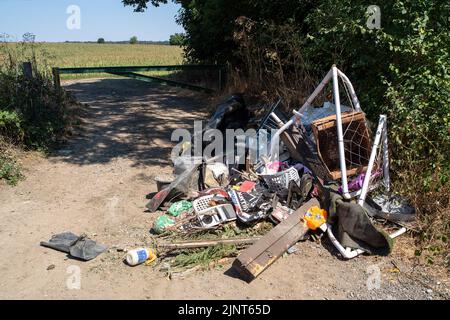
(3, 42, 184, 79)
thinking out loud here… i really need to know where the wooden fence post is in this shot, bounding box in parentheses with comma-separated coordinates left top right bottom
(22, 62, 33, 80)
(52, 67, 61, 92)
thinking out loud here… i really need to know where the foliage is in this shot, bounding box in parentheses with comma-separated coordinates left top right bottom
(169, 33, 184, 46)
(300, 2, 449, 266)
(0, 146, 23, 186)
(0, 110, 24, 142)
(0, 34, 74, 155)
(170, 244, 237, 271)
(159, 221, 273, 271)
(129, 36, 139, 44)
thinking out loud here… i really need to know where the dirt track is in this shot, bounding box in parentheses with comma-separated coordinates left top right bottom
(0, 78, 447, 300)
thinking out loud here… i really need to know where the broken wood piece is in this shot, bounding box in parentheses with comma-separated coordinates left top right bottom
(232, 198, 318, 282)
(157, 237, 260, 251)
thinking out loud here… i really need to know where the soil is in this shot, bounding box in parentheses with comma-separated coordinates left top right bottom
(0, 78, 448, 300)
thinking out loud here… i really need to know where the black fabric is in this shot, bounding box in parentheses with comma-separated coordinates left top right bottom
(286, 174, 313, 210)
(41, 232, 107, 261)
(336, 201, 393, 255)
(325, 189, 393, 255)
(69, 235, 108, 261)
(40, 232, 79, 253)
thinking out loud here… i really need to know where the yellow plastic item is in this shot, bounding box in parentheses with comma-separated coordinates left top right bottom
(144, 249, 157, 266)
(304, 206, 328, 230)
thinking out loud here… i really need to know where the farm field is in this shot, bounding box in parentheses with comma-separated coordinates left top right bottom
(4, 43, 184, 79)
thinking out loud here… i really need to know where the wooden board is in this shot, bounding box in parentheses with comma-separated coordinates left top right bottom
(232, 198, 319, 282)
(311, 111, 366, 131)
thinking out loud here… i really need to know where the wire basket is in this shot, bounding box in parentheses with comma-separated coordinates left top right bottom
(260, 167, 300, 195)
(193, 195, 215, 214)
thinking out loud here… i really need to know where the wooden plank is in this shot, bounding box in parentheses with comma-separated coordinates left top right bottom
(158, 237, 260, 251)
(312, 111, 366, 131)
(232, 198, 318, 282)
(58, 65, 223, 75)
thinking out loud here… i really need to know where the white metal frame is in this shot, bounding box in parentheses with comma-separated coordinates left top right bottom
(269, 65, 362, 199)
(326, 224, 406, 259)
(358, 115, 391, 206)
(267, 66, 399, 259)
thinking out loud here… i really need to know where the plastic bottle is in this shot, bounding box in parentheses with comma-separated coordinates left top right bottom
(126, 248, 156, 266)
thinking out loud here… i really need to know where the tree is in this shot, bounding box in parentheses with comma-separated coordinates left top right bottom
(130, 36, 138, 44)
(97, 38, 105, 44)
(123, 0, 450, 193)
(169, 33, 184, 46)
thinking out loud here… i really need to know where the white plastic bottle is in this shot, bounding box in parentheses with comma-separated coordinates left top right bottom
(126, 248, 155, 266)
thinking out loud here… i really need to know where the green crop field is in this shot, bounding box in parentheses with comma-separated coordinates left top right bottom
(48, 43, 184, 79)
(2, 43, 184, 79)
(44, 43, 184, 67)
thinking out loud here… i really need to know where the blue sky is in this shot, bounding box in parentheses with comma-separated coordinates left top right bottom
(0, 0, 184, 42)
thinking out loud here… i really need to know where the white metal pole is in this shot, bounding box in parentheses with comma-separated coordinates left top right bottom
(336, 69, 362, 112)
(270, 112, 284, 126)
(382, 118, 391, 191)
(296, 69, 333, 116)
(332, 65, 350, 199)
(269, 118, 294, 162)
(358, 115, 386, 206)
(269, 68, 332, 162)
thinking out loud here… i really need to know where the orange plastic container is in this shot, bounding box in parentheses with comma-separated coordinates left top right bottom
(304, 206, 328, 230)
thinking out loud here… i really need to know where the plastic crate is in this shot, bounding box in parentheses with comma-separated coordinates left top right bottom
(260, 167, 300, 195)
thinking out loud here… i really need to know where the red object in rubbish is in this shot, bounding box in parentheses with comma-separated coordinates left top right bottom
(147, 188, 170, 212)
(239, 181, 256, 193)
(199, 188, 230, 199)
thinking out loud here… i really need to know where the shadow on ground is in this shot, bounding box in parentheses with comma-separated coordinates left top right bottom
(51, 78, 209, 168)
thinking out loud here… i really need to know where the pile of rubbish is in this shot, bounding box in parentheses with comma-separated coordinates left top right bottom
(138, 66, 416, 281)
(40, 66, 416, 282)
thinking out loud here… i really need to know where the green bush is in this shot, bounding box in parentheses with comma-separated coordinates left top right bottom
(302, 0, 450, 194)
(0, 34, 74, 186)
(0, 151, 23, 186)
(301, 0, 449, 265)
(0, 34, 73, 152)
(169, 33, 185, 46)
(0, 110, 24, 142)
